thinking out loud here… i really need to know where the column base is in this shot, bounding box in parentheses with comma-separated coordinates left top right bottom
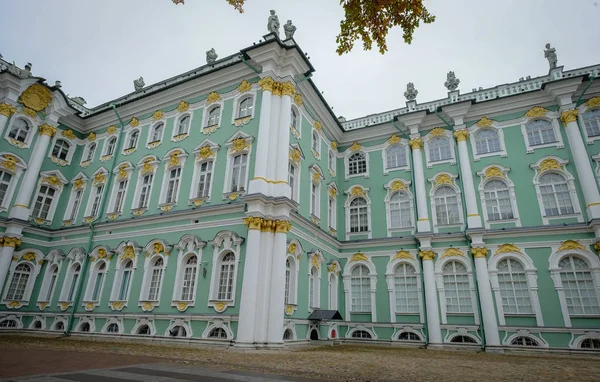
(426, 343, 444, 350)
(248, 178, 270, 196)
(587, 204, 600, 220)
(467, 215, 482, 229)
(234, 341, 285, 349)
(417, 219, 431, 232)
(484, 345, 505, 354)
(8, 206, 30, 221)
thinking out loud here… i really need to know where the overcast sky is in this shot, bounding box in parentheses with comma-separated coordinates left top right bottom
(1, 0, 599, 121)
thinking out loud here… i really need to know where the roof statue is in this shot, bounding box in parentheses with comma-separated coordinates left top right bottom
(206, 48, 218, 64)
(444, 71, 460, 91)
(133, 77, 145, 91)
(284, 20, 296, 40)
(544, 43, 558, 69)
(54, 80, 62, 89)
(404, 82, 418, 101)
(72, 97, 87, 106)
(21, 62, 32, 78)
(267, 10, 280, 38)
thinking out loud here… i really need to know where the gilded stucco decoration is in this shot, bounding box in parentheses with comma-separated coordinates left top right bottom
(197, 146, 214, 160)
(43, 175, 62, 187)
(3, 237, 22, 248)
(442, 248, 464, 257)
(418, 250, 436, 261)
(167, 150, 182, 168)
(230, 138, 249, 153)
(0, 155, 17, 172)
(435, 174, 452, 186)
(584, 97, 600, 108)
(85, 302, 95, 311)
(453, 130, 469, 142)
(388, 135, 401, 145)
(214, 302, 227, 312)
(289, 148, 301, 164)
(560, 109, 579, 125)
(207, 92, 221, 104)
(177, 302, 189, 312)
(409, 138, 423, 150)
(73, 178, 85, 190)
(122, 245, 135, 260)
(142, 302, 155, 312)
(22, 252, 37, 262)
(476, 116, 494, 127)
(237, 80, 252, 93)
(177, 100, 190, 112)
(141, 158, 154, 175)
(107, 125, 118, 134)
(39, 124, 57, 137)
(243, 216, 264, 230)
(390, 180, 406, 192)
(129, 118, 140, 127)
(97, 248, 108, 260)
(293, 93, 303, 106)
(311, 254, 320, 269)
(61, 130, 76, 140)
(18, 83, 53, 114)
(160, 205, 174, 212)
(7, 301, 21, 309)
(285, 305, 294, 316)
(495, 244, 522, 255)
(60, 302, 70, 311)
(349, 142, 361, 151)
(258, 76, 275, 92)
(394, 250, 413, 260)
(539, 158, 561, 172)
(93, 173, 106, 185)
(87, 132, 96, 141)
(0, 103, 17, 117)
(557, 240, 586, 252)
(152, 110, 165, 121)
(328, 186, 338, 198)
(485, 166, 504, 179)
(350, 186, 364, 196)
(314, 121, 322, 131)
(110, 301, 124, 311)
(328, 263, 338, 273)
(287, 242, 297, 254)
(471, 247, 488, 258)
(525, 106, 549, 118)
(331, 141, 338, 150)
(281, 82, 296, 97)
(350, 253, 368, 262)
(275, 220, 292, 233)
(429, 127, 446, 136)
(594, 241, 600, 253)
(118, 164, 130, 180)
(153, 242, 165, 254)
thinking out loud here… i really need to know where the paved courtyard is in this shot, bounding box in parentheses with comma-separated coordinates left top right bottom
(1, 335, 600, 382)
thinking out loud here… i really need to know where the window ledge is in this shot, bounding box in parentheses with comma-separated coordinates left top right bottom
(83, 216, 96, 224)
(487, 218, 518, 224)
(189, 197, 209, 207)
(106, 212, 121, 221)
(349, 311, 372, 315)
(159, 203, 176, 213)
(6, 137, 27, 149)
(543, 213, 581, 220)
(147, 140, 161, 149)
(223, 191, 244, 201)
(234, 116, 251, 126)
(80, 160, 92, 168)
(310, 214, 320, 225)
(172, 133, 189, 142)
(171, 301, 194, 312)
(31, 218, 50, 226)
(504, 313, 536, 317)
(123, 147, 137, 155)
(203, 124, 219, 135)
(50, 156, 69, 166)
(131, 207, 147, 217)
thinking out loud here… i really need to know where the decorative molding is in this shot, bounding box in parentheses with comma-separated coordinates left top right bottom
(441, 248, 464, 257)
(349, 253, 368, 262)
(177, 100, 190, 112)
(409, 138, 423, 150)
(495, 244, 522, 255)
(476, 116, 494, 127)
(471, 247, 488, 258)
(393, 250, 413, 260)
(557, 240, 585, 252)
(237, 80, 252, 93)
(524, 106, 549, 118)
(560, 109, 579, 125)
(419, 250, 435, 261)
(453, 129, 469, 142)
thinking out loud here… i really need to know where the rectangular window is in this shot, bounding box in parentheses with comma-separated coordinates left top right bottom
(181, 267, 197, 301)
(230, 154, 247, 192)
(197, 161, 213, 198)
(148, 268, 162, 301)
(288, 163, 296, 201)
(45, 273, 57, 302)
(118, 270, 131, 301)
(91, 273, 104, 301)
(138, 174, 153, 209)
(32, 185, 56, 220)
(328, 150, 335, 171)
(0, 171, 13, 206)
(166, 168, 181, 204)
(90, 185, 104, 217)
(311, 183, 318, 216)
(69, 189, 83, 221)
(67, 273, 79, 302)
(113, 180, 128, 213)
(328, 197, 336, 229)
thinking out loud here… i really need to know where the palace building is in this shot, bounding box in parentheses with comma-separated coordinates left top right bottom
(1, 31, 600, 352)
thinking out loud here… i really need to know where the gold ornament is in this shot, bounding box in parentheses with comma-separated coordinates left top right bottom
(229, 193, 239, 201)
(129, 118, 140, 127)
(153, 242, 165, 254)
(18, 83, 53, 113)
(0, 155, 17, 172)
(142, 301, 154, 312)
(594, 241, 600, 253)
(118, 164, 129, 180)
(287, 242, 297, 254)
(61, 129, 76, 139)
(290, 148, 301, 163)
(261, 219, 275, 233)
(275, 220, 292, 233)
(454, 130, 469, 142)
(177, 302, 189, 312)
(331, 141, 338, 150)
(0, 103, 17, 117)
(141, 158, 154, 175)
(476, 116, 494, 127)
(419, 250, 436, 261)
(442, 248, 464, 257)
(584, 97, 600, 108)
(60, 302, 70, 311)
(388, 135, 401, 145)
(314, 121, 322, 131)
(471, 247, 488, 258)
(243, 216, 263, 230)
(281, 82, 296, 97)
(197, 146, 213, 160)
(435, 174, 452, 185)
(294, 93, 303, 106)
(107, 125, 118, 134)
(430, 127, 446, 136)
(285, 305, 294, 316)
(539, 158, 561, 172)
(495, 244, 522, 255)
(328, 263, 337, 273)
(207, 92, 221, 104)
(558, 240, 585, 252)
(7, 301, 21, 309)
(152, 110, 164, 121)
(97, 248, 107, 259)
(409, 138, 423, 150)
(350, 253, 368, 262)
(351, 186, 364, 196)
(394, 251, 413, 259)
(560, 109, 579, 125)
(230, 138, 249, 153)
(258, 77, 275, 92)
(44, 175, 62, 187)
(87, 132, 96, 141)
(39, 302, 48, 310)
(328, 187, 338, 198)
(485, 166, 504, 178)
(39, 124, 57, 137)
(525, 106, 549, 118)
(85, 302, 95, 311)
(311, 254, 320, 269)
(122, 245, 135, 260)
(110, 301, 124, 311)
(177, 100, 190, 112)
(311, 171, 321, 185)
(3, 237, 22, 248)
(238, 80, 252, 93)
(22, 252, 37, 262)
(168, 150, 181, 168)
(390, 180, 406, 192)
(93, 173, 106, 184)
(349, 142, 361, 151)
(214, 302, 227, 312)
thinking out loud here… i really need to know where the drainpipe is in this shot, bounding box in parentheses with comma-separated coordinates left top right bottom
(240, 55, 261, 75)
(65, 103, 128, 335)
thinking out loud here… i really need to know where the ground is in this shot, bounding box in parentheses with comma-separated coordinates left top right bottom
(1, 335, 599, 381)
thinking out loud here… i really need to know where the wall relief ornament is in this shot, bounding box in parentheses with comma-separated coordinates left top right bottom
(177, 100, 190, 112)
(350, 186, 364, 196)
(87, 132, 96, 141)
(230, 138, 249, 153)
(43, 175, 62, 187)
(18, 83, 53, 113)
(390, 180, 406, 192)
(0, 155, 17, 172)
(584, 97, 600, 108)
(293, 93, 303, 106)
(557, 240, 585, 252)
(471, 247, 488, 258)
(206, 92, 221, 104)
(142, 301, 155, 312)
(311, 254, 320, 269)
(153, 242, 165, 254)
(197, 146, 214, 160)
(122, 245, 135, 260)
(177, 302, 189, 312)
(287, 242, 297, 254)
(539, 158, 561, 172)
(560, 109, 578, 125)
(594, 241, 600, 253)
(289, 148, 301, 163)
(453, 130, 469, 142)
(237, 80, 252, 93)
(494, 244, 522, 255)
(435, 174, 452, 185)
(285, 305, 294, 316)
(349, 142, 361, 151)
(524, 106, 549, 118)
(22, 252, 36, 262)
(152, 110, 164, 121)
(117, 164, 130, 180)
(39, 124, 57, 137)
(107, 125, 118, 134)
(485, 166, 504, 178)
(93, 173, 106, 185)
(476, 116, 494, 127)
(442, 248, 464, 257)
(430, 127, 446, 136)
(275, 220, 292, 233)
(350, 253, 368, 262)
(0, 103, 16, 117)
(243, 216, 264, 230)
(61, 130, 75, 140)
(328, 187, 338, 197)
(387, 134, 401, 145)
(331, 141, 338, 150)
(280, 82, 296, 97)
(258, 76, 275, 92)
(394, 250, 413, 260)
(409, 138, 423, 150)
(314, 121, 322, 131)
(110, 301, 124, 311)
(141, 158, 154, 175)
(129, 118, 140, 127)
(214, 302, 227, 313)
(168, 151, 182, 168)
(418, 250, 435, 261)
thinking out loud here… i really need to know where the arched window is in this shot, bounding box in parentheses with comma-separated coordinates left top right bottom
(126, 130, 139, 149)
(137, 324, 150, 335)
(394, 263, 418, 313)
(169, 325, 186, 337)
(283, 329, 293, 340)
(584, 109, 600, 137)
(117, 260, 133, 301)
(32, 185, 56, 220)
(147, 257, 164, 301)
(6, 263, 31, 300)
(442, 261, 472, 313)
(106, 137, 116, 156)
(79, 322, 91, 332)
(180, 255, 198, 301)
(0, 171, 13, 207)
(386, 145, 406, 169)
(309, 266, 319, 309)
(559, 256, 600, 315)
(66, 264, 81, 302)
(389, 192, 412, 228)
(474, 129, 501, 154)
(349, 198, 368, 233)
(291, 108, 298, 129)
(54, 321, 64, 331)
(510, 336, 539, 347)
(9, 119, 30, 143)
(86, 143, 96, 162)
(496, 259, 532, 314)
(434, 186, 460, 225)
(451, 335, 476, 343)
(42, 265, 59, 302)
(0, 320, 18, 328)
(312, 130, 320, 152)
(328, 272, 338, 310)
(207, 107, 220, 126)
(230, 153, 247, 193)
(90, 262, 107, 301)
(285, 258, 292, 304)
(106, 323, 119, 333)
(398, 332, 420, 341)
(176, 115, 190, 136)
(209, 328, 227, 339)
(217, 252, 236, 300)
(151, 123, 164, 143)
(237, 96, 253, 118)
(52, 139, 71, 160)
(350, 265, 371, 312)
(33, 320, 42, 329)
(483, 180, 513, 221)
(581, 338, 600, 349)
(348, 152, 367, 175)
(351, 330, 372, 339)
(429, 137, 451, 162)
(526, 119, 556, 146)
(539, 173, 574, 216)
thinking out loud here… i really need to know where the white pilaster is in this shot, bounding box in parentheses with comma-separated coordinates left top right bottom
(267, 93, 281, 183)
(420, 250, 442, 344)
(273, 86, 293, 198)
(454, 129, 482, 228)
(254, 229, 274, 344)
(9, 124, 55, 221)
(386, 275, 395, 323)
(236, 222, 262, 345)
(0, 242, 18, 294)
(561, 111, 600, 220)
(472, 248, 501, 346)
(248, 83, 273, 196)
(411, 140, 430, 232)
(266, 230, 287, 345)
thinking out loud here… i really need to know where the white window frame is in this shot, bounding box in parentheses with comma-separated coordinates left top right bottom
(147, 122, 165, 147)
(203, 102, 224, 134)
(548, 245, 600, 327)
(476, 165, 521, 229)
(107, 163, 133, 216)
(158, 150, 188, 208)
(102, 136, 118, 160)
(48, 137, 74, 165)
(531, 156, 583, 225)
(37, 252, 64, 306)
(311, 129, 321, 159)
(171, 235, 206, 309)
(328, 184, 338, 233)
(4, 116, 35, 149)
(385, 254, 424, 323)
(172, 113, 193, 141)
(344, 186, 372, 240)
(139, 241, 170, 310)
(434, 251, 479, 325)
(63, 175, 87, 225)
(384, 179, 414, 236)
(208, 231, 243, 310)
(59, 261, 82, 308)
(102, 318, 124, 334)
(519, 112, 563, 153)
(578, 103, 600, 143)
(342, 258, 377, 322)
(190, 140, 219, 205)
(345, 150, 369, 180)
(290, 105, 302, 139)
(81, 142, 97, 166)
(310, 166, 323, 221)
(289, 161, 300, 203)
(0, 153, 26, 212)
(2, 249, 43, 308)
(109, 247, 137, 309)
(308, 263, 321, 311)
(85, 170, 107, 220)
(82, 255, 110, 309)
(123, 128, 140, 153)
(424, 129, 456, 167)
(428, 172, 464, 233)
(285, 253, 299, 306)
(223, 134, 253, 198)
(488, 248, 543, 326)
(467, 122, 507, 160)
(232, 93, 256, 123)
(131, 156, 158, 213)
(382, 141, 410, 174)
(31, 171, 67, 223)
(328, 263, 340, 311)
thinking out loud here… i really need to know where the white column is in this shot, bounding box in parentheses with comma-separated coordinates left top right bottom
(236, 218, 263, 346)
(9, 124, 56, 221)
(419, 251, 442, 344)
(267, 93, 281, 184)
(410, 138, 430, 232)
(266, 223, 289, 345)
(386, 275, 396, 323)
(454, 130, 481, 229)
(0, 238, 20, 295)
(248, 79, 273, 196)
(471, 248, 501, 346)
(561, 110, 600, 219)
(255, 227, 274, 344)
(273, 83, 293, 199)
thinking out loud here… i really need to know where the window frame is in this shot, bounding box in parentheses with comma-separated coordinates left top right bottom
(223, 135, 253, 198)
(102, 136, 118, 160)
(344, 186, 372, 240)
(171, 236, 206, 310)
(49, 137, 74, 165)
(83, 256, 110, 309)
(342, 259, 377, 321)
(81, 142, 97, 166)
(4, 117, 34, 148)
(310, 166, 323, 221)
(382, 142, 409, 174)
(428, 173, 464, 232)
(424, 129, 456, 167)
(346, 151, 369, 179)
(208, 231, 243, 310)
(385, 256, 423, 323)
(2, 252, 42, 307)
(132, 157, 158, 213)
(434, 252, 479, 325)
(63, 176, 87, 225)
(233, 94, 256, 123)
(579, 104, 600, 143)
(203, 103, 224, 134)
(158, 150, 187, 208)
(311, 129, 321, 159)
(0, 153, 26, 212)
(519, 113, 563, 153)
(173, 113, 192, 141)
(139, 247, 169, 309)
(477, 166, 521, 228)
(468, 123, 507, 160)
(123, 128, 140, 153)
(31, 172, 67, 224)
(384, 179, 414, 236)
(147, 122, 165, 147)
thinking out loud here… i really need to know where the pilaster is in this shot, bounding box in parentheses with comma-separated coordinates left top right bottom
(419, 249, 442, 345)
(0, 234, 22, 295)
(471, 247, 501, 347)
(453, 128, 482, 228)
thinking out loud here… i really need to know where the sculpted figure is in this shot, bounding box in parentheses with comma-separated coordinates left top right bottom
(404, 82, 418, 101)
(267, 10, 280, 38)
(544, 43, 558, 69)
(284, 20, 296, 40)
(444, 71, 460, 91)
(133, 76, 145, 91)
(206, 48, 218, 64)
